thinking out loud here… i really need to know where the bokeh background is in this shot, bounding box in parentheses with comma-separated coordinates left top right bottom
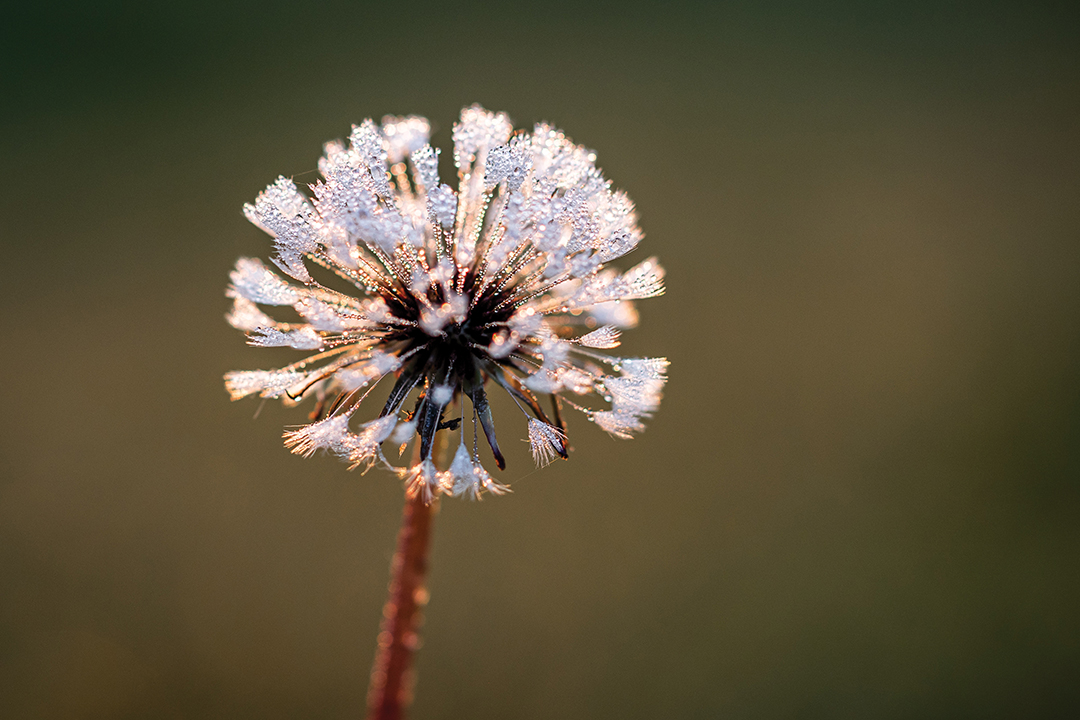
(2, 1, 1078, 718)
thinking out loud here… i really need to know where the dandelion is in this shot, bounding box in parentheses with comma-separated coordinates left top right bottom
(225, 105, 667, 496)
(223, 106, 667, 718)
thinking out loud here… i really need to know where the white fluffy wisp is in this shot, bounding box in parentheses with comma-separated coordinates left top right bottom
(224, 106, 668, 501)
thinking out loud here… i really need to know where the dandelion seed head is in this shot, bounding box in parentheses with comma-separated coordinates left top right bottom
(224, 106, 668, 501)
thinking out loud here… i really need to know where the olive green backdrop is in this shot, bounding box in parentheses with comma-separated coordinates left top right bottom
(2, 1, 1078, 718)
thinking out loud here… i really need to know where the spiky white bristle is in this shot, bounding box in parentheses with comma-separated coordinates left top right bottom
(404, 459, 447, 504)
(224, 369, 308, 400)
(283, 416, 351, 458)
(528, 418, 567, 468)
(340, 416, 398, 470)
(576, 325, 622, 349)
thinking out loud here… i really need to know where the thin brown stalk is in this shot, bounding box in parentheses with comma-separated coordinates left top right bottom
(366, 490, 436, 719)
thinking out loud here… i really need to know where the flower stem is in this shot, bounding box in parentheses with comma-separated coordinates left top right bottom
(366, 492, 435, 720)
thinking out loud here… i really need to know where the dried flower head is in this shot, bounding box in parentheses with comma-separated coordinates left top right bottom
(224, 105, 667, 500)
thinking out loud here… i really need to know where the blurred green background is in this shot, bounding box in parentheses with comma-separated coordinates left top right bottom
(2, 1, 1078, 718)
